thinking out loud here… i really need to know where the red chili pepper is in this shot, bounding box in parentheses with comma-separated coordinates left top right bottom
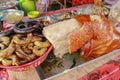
(72, 0, 94, 6)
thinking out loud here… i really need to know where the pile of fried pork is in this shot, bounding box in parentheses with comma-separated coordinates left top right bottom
(43, 15, 120, 59)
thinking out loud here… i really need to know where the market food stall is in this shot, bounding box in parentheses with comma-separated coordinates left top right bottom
(0, 0, 120, 80)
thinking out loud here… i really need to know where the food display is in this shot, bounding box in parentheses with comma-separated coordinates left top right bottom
(0, 1, 120, 79)
(43, 14, 120, 59)
(0, 33, 51, 66)
(47, 5, 109, 24)
(0, 2, 116, 70)
(0, 13, 53, 69)
(0, 17, 51, 37)
(39, 2, 120, 78)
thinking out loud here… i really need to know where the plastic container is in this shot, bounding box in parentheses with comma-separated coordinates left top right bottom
(36, 0, 50, 13)
(19, 0, 36, 16)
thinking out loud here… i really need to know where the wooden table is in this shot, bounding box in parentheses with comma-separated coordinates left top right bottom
(7, 67, 41, 80)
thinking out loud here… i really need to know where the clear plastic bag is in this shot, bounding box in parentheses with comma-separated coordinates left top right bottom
(108, 0, 120, 23)
(108, 0, 120, 34)
(36, 0, 50, 13)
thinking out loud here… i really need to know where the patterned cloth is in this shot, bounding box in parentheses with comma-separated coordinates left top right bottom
(0, 69, 8, 80)
(78, 56, 120, 80)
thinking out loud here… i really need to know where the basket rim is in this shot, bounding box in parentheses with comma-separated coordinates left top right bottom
(0, 45, 53, 69)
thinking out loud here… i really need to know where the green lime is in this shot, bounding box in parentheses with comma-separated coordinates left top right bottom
(27, 11, 40, 19)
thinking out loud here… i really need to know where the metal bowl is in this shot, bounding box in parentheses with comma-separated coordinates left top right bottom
(4, 9, 24, 24)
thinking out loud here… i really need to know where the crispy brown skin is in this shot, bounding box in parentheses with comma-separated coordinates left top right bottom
(68, 22, 94, 53)
(81, 20, 113, 59)
(68, 15, 120, 59)
(68, 15, 92, 53)
(74, 15, 91, 26)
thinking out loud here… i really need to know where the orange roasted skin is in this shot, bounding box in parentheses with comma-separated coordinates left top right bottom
(68, 22, 94, 53)
(68, 15, 120, 59)
(81, 20, 113, 59)
(68, 15, 92, 53)
(74, 15, 91, 26)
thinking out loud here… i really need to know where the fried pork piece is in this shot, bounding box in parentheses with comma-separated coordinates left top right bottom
(43, 15, 91, 58)
(44, 14, 120, 58)
(74, 15, 91, 26)
(43, 18, 80, 58)
(68, 15, 114, 58)
(81, 15, 114, 59)
(81, 15, 120, 59)
(68, 22, 94, 53)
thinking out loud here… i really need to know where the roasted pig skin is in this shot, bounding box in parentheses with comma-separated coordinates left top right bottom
(68, 22, 93, 53)
(81, 15, 117, 59)
(43, 19, 80, 58)
(43, 14, 120, 59)
(43, 15, 91, 58)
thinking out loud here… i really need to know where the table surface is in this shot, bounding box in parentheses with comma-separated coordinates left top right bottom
(7, 67, 41, 80)
(45, 49, 120, 80)
(6, 49, 120, 80)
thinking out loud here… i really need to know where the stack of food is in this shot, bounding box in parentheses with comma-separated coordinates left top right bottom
(0, 1, 119, 70)
(43, 14, 120, 59)
(0, 33, 51, 66)
(0, 18, 52, 70)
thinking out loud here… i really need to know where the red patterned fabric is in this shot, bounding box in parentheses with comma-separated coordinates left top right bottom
(72, 0, 94, 6)
(0, 69, 8, 80)
(78, 56, 120, 80)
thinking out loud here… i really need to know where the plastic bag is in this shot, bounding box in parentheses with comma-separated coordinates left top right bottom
(36, 0, 50, 13)
(104, 0, 118, 6)
(108, 0, 120, 35)
(109, 0, 120, 23)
